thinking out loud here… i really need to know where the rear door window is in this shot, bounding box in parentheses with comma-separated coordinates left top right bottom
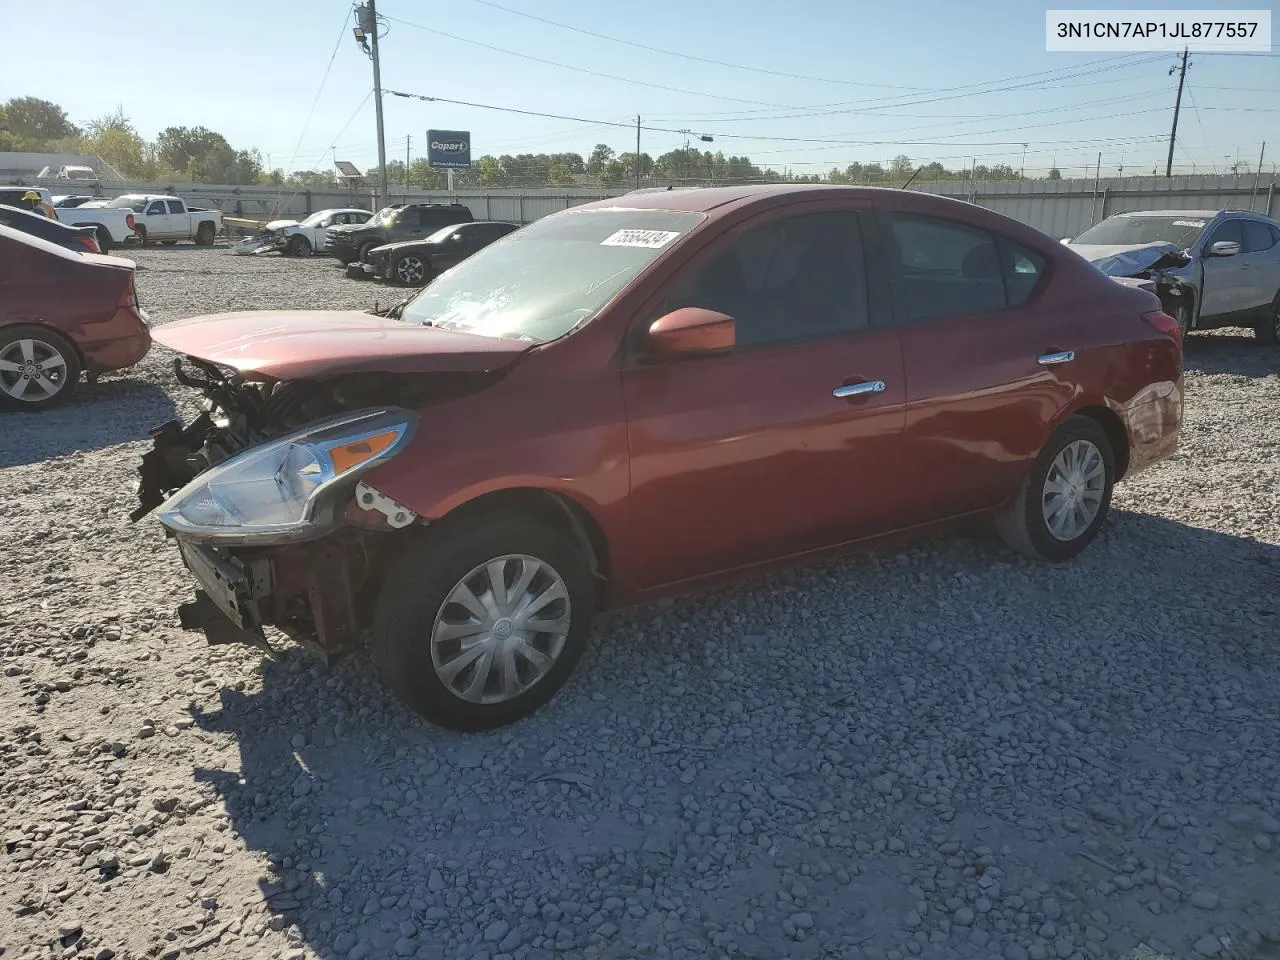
(888, 214, 1006, 321)
(166, 200, 183, 214)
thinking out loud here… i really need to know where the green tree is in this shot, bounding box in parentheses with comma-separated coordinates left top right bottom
(586, 144, 614, 177)
(2, 97, 79, 148)
(1047, 167, 1062, 180)
(889, 154, 913, 176)
(80, 108, 149, 178)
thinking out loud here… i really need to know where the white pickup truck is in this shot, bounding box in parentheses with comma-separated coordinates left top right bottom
(102, 194, 221, 246)
(0, 185, 136, 252)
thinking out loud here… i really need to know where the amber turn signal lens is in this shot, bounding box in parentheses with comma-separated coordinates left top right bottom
(327, 430, 401, 474)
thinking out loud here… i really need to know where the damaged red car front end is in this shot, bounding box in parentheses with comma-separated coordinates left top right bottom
(132, 309, 534, 659)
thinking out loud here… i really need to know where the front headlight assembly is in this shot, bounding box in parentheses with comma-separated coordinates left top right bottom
(155, 407, 417, 545)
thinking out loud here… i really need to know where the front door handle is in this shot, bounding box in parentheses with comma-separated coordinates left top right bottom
(833, 380, 886, 398)
(1037, 350, 1075, 366)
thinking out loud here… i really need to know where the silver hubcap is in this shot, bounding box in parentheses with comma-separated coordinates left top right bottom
(1041, 439, 1106, 541)
(397, 257, 425, 283)
(430, 554, 571, 704)
(0, 338, 68, 402)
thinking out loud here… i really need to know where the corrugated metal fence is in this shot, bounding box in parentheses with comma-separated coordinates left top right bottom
(23, 173, 1279, 238)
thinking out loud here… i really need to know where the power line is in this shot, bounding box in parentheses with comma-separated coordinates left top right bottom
(384, 15, 794, 108)
(386, 88, 1177, 151)
(468, 0, 925, 91)
(279, 7, 353, 176)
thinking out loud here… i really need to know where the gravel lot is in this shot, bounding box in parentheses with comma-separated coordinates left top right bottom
(2, 246, 1279, 960)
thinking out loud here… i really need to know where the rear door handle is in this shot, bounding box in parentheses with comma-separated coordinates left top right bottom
(833, 380, 886, 398)
(1037, 350, 1075, 366)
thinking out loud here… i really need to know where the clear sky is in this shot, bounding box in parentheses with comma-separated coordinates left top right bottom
(3, 0, 1277, 178)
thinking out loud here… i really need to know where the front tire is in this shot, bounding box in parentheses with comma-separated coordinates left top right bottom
(372, 516, 594, 731)
(134, 225, 147, 246)
(357, 241, 380, 264)
(0, 325, 81, 411)
(995, 415, 1115, 561)
(287, 235, 311, 257)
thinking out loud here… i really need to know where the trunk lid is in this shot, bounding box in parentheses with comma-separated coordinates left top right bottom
(152, 310, 536, 380)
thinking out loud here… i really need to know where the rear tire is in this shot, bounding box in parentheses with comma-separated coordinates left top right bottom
(1258, 293, 1280, 345)
(393, 254, 430, 286)
(94, 226, 112, 253)
(0, 325, 81, 411)
(995, 415, 1115, 561)
(194, 222, 215, 246)
(372, 516, 594, 731)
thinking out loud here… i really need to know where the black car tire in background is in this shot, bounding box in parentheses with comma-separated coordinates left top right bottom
(393, 254, 430, 286)
(346, 262, 373, 281)
(194, 222, 216, 246)
(357, 240, 380, 264)
(1257, 293, 1280, 345)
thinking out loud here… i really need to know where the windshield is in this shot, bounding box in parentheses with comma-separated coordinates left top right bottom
(1072, 215, 1209, 249)
(106, 196, 149, 213)
(300, 211, 330, 227)
(367, 206, 400, 226)
(399, 209, 704, 342)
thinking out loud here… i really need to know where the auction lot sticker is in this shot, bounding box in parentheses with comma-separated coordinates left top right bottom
(601, 229, 682, 249)
(1046, 10, 1271, 51)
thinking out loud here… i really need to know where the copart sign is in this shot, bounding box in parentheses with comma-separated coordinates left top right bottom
(427, 130, 471, 169)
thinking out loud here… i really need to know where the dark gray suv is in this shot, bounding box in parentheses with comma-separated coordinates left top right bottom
(324, 202, 473, 265)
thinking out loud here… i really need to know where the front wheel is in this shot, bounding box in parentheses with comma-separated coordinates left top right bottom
(995, 415, 1115, 561)
(287, 234, 311, 257)
(357, 241, 380, 264)
(0, 325, 81, 411)
(372, 516, 594, 731)
(134, 225, 147, 246)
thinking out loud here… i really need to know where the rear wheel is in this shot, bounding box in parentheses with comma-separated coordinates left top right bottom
(287, 234, 311, 257)
(1257, 293, 1280, 345)
(94, 226, 112, 253)
(995, 415, 1115, 561)
(134, 225, 148, 246)
(0, 325, 81, 411)
(194, 222, 215, 246)
(393, 254, 429, 286)
(372, 516, 594, 731)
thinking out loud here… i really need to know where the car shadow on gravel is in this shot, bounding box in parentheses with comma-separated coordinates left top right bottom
(1183, 330, 1280, 378)
(181, 507, 1279, 960)
(0, 377, 175, 468)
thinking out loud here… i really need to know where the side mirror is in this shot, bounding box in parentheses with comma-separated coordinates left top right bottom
(1060, 237, 1073, 244)
(1207, 240, 1240, 257)
(647, 307, 735, 358)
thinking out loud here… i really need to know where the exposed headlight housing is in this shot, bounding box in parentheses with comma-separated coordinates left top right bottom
(155, 407, 417, 545)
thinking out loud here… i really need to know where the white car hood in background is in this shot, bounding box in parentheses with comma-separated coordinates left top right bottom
(1067, 241, 1186, 277)
(264, 219, 301, 231)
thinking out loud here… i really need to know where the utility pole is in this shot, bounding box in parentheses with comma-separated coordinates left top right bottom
(1165, 47, 1188, 178)
(355, 1, 389, 207)
(1252, 142, 1266, 210)
(635, 115, 641, 190)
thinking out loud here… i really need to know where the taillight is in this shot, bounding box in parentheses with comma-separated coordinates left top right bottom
(78, 235, 101, 254)
(118, 277, 138, 310)
(126, 213, 136, 230)
(1142, 310, 1180, 343)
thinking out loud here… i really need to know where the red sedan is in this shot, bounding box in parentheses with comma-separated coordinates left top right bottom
(135, 185, 1182, 730)
(0, 225, 150, 409)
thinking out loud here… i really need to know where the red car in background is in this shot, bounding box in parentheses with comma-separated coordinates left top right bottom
(0, 225, 151, 409)
(134, 185, 1182, 731)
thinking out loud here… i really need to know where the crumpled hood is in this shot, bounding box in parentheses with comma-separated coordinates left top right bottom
(1066, 241, 1190, 276)
(153, 310, 535, 380)
(264, 219, 300, 232)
